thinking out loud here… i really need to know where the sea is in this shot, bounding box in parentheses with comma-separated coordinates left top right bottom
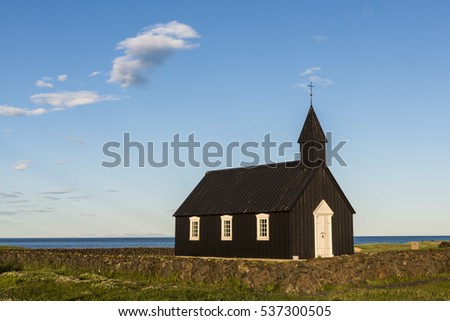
(0, 236, 450, 249)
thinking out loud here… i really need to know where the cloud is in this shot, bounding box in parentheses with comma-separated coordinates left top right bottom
(311, 35, 329, 43)
(1, 91, 119, 117)
(295, 67, 333, 91)
(88, 71, 102, 78)
(68, 136, 86, 146)
(36, 79, 54, 88)
(45, 196, 60, 201)
(58, 74, 68, 82)
(35, 208, 54, 213)
(40, 188, 73, 195)
(309, 75, 333, 86)
(362, 3, 374, 17)
(0, 211, 17, 216)
(69, 195, 90, 201)
(14, 160, 32, 171)
(30, 91, 118, 109)
(300, 67, 321, 76)
(0, 105, 48, 116)
(5, 200, 30, 204)
(294, 77, 333, 91)
(0, 191, 22, 198)
(108, 21, 200, 88)
(56, 159, 73, 165)
(14, 164, 28, 171)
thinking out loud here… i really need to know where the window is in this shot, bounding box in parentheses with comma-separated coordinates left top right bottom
(220, 215, 233, 241)
(189, 216, 200, 241)
(256, 213, 269, 241)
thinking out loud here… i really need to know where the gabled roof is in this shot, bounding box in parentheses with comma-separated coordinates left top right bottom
(322, 166, 356, 214)
(298, 105, 327, 143)
(173, 161, 318, 216)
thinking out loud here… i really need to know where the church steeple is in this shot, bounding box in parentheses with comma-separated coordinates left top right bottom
(298, 105, 327, 168)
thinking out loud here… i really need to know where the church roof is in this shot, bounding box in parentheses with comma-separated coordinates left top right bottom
(173, 160, 355, 217)
(298, 105, 327, 143)
(173, 161, 318, 216)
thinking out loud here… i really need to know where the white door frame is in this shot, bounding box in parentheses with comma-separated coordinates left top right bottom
(313, 199, 334, 258)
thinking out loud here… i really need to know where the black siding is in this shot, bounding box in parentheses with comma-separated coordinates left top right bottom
(290, 167, 354, 259)
(175, 212, 291, 259)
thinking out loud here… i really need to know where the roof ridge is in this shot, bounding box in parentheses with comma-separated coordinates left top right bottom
(205, 160, 302, 175)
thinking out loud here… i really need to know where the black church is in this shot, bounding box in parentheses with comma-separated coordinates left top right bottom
(173, 102, 355, 259)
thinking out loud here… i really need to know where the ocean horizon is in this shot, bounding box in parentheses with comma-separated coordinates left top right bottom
(1, 235, 450, 249)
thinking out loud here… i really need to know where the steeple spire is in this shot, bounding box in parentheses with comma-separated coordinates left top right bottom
(298, 103, 327, 168)
(298, 105, 327, 144)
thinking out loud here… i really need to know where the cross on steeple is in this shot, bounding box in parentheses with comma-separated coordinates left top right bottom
(307, 82, 315, 106)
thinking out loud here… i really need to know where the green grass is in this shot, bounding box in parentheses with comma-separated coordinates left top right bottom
(0, 246, 26, 250)
(1, 262, 450, 300)
(1, 242, 450, 300)
(355, 241, 441, 253)
(0, 267, 298, 301)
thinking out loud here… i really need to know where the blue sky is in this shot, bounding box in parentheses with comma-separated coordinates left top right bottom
(1, 1, 450, 237)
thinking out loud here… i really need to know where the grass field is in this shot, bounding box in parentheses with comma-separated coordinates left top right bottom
(1, 242, 450, 301)
(355, 241, 441, 253)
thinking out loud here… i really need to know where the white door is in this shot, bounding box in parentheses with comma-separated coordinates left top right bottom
(313, 200, 334, 258)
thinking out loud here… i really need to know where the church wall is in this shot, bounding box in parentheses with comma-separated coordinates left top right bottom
(175, 211, 291, 259)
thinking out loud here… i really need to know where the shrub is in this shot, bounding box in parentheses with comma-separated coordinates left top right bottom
(438, 241, 450, 249)
(0, 262, 23, 274)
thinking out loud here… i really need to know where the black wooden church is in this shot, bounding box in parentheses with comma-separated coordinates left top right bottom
(173, 101, 355, 260)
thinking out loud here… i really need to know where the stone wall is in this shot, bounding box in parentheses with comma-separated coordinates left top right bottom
(1, 248, 450, 294)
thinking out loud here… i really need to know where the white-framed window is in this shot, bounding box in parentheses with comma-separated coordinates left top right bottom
(189, 216, 200, 241)
(256, 213, 269, 241)
(220, 215, 233, 241)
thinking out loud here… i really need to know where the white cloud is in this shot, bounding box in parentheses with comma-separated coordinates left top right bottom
(108, 21, 200, 88)
(295, 67, 333, 91)
(300, 66, 321, 76)
(293, 83, 309, 90)
(58, 74, 68, 82)
(30, 91, 118, 109)
(309, 75, 333, 86)
(88, 71, 102, 77)
(311, 35, 329, 43)
(14, 160, 32, 171)
(1, 91, 118, 117)
(35, 79, 54, 88)
(0, 105, 48, 116)
(14, 164, 28, 171)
